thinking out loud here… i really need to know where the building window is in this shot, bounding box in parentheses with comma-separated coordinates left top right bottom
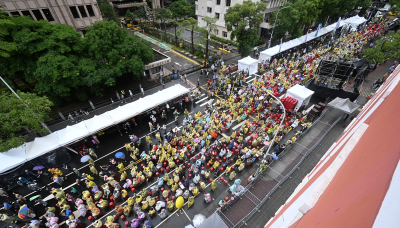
(10, 11, 21, 16)
(226, 0, 231, 7)
(32, 10, 44, 20)
(207, 7, 212, 13)
(196, 4, 198, 10)
(223, 31, 227, 37)
(216, 0, 221, 5)
(42, 9, 54, 21)
(215, 12, 220, 19)
(78, 6, 88, 18)
(86, 5, 95, 17)
(215, 29, 219, 35)
(70, 7, 80, 19)
(21, 10, 33, 18)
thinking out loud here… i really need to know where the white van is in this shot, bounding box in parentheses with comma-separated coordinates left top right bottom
(379, 3, 391, 12)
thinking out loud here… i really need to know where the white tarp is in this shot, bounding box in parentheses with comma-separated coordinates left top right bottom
(129, 96, 156, 114)
(83, 113, 115, 134)
(238, 56, 259, 75)
(106, 105, 138, 124)
(327, 97, 360, 114)
(286, 84, 314, 109)
(26, 133, 61, 160)
(56, 122, 90, 146)
(342, 15, 367, 28)
(0, 145, 27, 173)
(196, 213, 229, 228)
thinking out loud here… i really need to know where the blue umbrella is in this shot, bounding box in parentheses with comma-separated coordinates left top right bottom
(33, 166, 45, 170)
(115, 152, 125, 159)
(80, 155, 91, 163)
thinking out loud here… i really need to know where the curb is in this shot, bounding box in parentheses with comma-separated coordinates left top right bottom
(168, 48, 201, 66)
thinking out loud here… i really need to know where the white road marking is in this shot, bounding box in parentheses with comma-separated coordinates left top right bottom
(182, 209, 191, 221)
(233, 120, 246, 130)
(195, 96, 208, 104)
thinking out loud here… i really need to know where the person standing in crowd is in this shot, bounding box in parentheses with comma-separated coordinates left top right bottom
(92, 135, 100, 144)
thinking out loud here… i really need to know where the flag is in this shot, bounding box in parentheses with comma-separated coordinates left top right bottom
(315, 23, 322, 37)
(305, 29, 311, 42)
(278, 38, 283, 53)
(335, 17, 342, 30)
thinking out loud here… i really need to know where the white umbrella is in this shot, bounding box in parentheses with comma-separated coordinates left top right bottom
(193, 214, 206, 227)
(185, 225, 195, 228)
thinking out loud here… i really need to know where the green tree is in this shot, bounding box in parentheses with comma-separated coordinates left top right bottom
(225, 0, 266, 57)
(197, 16, 217, 60)
(126, 9, 147, 29)
(155, 8, 172, 41)
(169, 0, 191, 19)
(0, 8, 17, 58)
(82, 20, 154, 94)
(389, 0, 400, 16)
(363, 30, 400, 64)
(0, 91, 53, 152)
(271, 1, 304, 40)
(97, 0, 118, 22)
(0, 16, 84, 96)
(169, 0, 191, 45)
(180, 17, 198, 54)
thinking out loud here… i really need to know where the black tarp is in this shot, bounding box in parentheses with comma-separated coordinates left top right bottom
(30, 148, 71, 169)
(352, 58, 368, 68)
(307, 79, 359, 101)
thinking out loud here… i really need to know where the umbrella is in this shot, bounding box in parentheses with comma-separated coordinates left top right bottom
(33, 166, 45, 170)
(115, 152, 125, 159)
(193, 214, 206, 227)
(29, 195, 41, 201)
(80, 155, 91, 163)
(18, 204, 29, 219)
(185, 225, 195, 228)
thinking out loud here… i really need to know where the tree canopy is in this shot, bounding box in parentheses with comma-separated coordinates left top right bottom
(225, 0, 266, 56)
(169, 0, 192, 18)
(363, 30, 400, 64)
(0, 15, 153, 101)
(97, 0, 118, 22)
(0, 91, 53, 152)
(0, 8, 17, 58)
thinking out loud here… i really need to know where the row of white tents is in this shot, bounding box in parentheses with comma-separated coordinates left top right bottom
(0, 84, 190, 173)
(238, 15, 367, 74)
(259, 15, 367, 62)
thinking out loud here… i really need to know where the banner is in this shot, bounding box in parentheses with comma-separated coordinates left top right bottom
(278, 38, 283, 53)
(315, 23, 322, 37)
(335, 17, 342, 30)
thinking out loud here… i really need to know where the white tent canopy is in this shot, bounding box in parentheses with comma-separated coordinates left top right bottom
(259, 15, 366, 62)
(83, 113, 115, 135)
(286, 84, 315, 109)
(0, 145, 27, 173)
(26, 133, 61, 160)
(342, 15, 367, 28)
(56, 122, 90, 145)
(106, 105, 138, 124)
(238, 56, 259, 75)
(327, 97, 360, 114)
(1, 84, 190, 173)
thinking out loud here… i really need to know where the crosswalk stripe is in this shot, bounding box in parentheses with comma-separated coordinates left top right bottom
(195, 96, 208, 104)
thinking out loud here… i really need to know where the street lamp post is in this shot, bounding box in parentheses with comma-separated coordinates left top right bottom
(268, 6, 289, 48)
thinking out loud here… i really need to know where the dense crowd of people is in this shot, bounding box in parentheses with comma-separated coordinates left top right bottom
(0, 18, 394, 228)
